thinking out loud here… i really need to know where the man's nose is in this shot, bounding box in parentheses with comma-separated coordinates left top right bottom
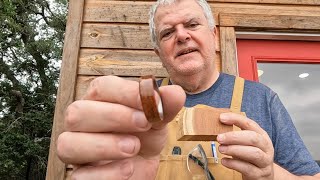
(176, 27, 190, 43)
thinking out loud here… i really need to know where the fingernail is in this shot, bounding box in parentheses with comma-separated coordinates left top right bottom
(220, 113, 228, 122)
(133, 111, 148, 128)
(120, 161, 133, 178)
(217, 134, 225, 143)
(119, 137, 136, 154)
(219, 145, 226, 153)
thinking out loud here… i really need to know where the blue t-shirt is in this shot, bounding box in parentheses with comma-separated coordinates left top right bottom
(161, 73, 320, 176)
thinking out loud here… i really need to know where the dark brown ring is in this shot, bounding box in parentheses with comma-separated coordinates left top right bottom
(139, 75, 163, 123)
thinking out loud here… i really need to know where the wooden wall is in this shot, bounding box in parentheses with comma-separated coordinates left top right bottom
(46, 0, 320, 179)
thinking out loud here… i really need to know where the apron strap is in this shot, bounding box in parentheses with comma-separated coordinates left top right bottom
(230, 76, 245, 113)
(160, 77, 170, 87)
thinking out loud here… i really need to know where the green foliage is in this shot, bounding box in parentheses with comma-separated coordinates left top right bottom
(0, 0, 67, 179)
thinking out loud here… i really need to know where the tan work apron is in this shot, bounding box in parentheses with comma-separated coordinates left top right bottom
(155, 77, 245, 180)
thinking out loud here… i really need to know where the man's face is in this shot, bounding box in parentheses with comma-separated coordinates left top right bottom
(154, 0, 217, 78)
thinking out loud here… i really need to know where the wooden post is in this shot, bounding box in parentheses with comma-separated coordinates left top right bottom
(46, 0, 85, 179)
(220, 26, 238, 76)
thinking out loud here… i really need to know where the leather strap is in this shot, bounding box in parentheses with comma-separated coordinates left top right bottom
(160, 77, 170, 86)
(230, 77, 245, 113)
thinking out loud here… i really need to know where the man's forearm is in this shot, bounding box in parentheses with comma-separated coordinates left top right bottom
(274, 163, 320, 180)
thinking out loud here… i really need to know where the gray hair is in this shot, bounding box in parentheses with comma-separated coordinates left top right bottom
(149, 0, 215, 49)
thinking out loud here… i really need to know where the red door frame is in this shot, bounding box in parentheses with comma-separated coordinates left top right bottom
(237, 40, 320, 81)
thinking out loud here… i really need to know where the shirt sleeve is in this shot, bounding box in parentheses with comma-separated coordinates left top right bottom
(270, 93, 320, 176)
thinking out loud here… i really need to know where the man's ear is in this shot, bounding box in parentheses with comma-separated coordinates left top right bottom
(154, 48, 165, 67)
(212, 27, 219, 52)
(154, 47, 160, 56)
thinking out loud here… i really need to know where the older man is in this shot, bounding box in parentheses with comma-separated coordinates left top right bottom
(57, 0, 320, 179)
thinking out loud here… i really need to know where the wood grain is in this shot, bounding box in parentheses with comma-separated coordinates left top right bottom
(79, 49, 159, 62)
(46, 0, 84, 180)
(220, 13, 320, 30)
(77, 49, 222, 76)
(220, 27, 238, 76)
(83, 1, 320, 24)
(81, 23, 152, 49)
(177, 105, 233, 141)
(78, 48, 165, 76)
(139, 75, 163, 123)
(78, 57, 167, 76)
(210, 0, 320, 5)
(81, 24, 221, 50)
(75, 76, 141, 100)
(103, 0, 320, 5)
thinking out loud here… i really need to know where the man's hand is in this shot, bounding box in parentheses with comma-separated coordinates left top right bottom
(56, 76, 186, 180)
(217, 113, 274, 180)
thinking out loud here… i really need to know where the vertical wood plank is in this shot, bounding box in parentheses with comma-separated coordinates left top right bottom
(220, 26, 238, 76)
(46, 0, 85, 179)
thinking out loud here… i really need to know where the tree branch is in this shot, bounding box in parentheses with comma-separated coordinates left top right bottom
(20, 26, 52, 93)
(0, 53, 21, 88)
(4, 116, 23, 133)
(40, 5, 50, 26)
(11, 90, 25, 114)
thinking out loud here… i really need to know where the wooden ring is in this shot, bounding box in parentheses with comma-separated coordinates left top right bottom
(139, 75, 163, 123)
